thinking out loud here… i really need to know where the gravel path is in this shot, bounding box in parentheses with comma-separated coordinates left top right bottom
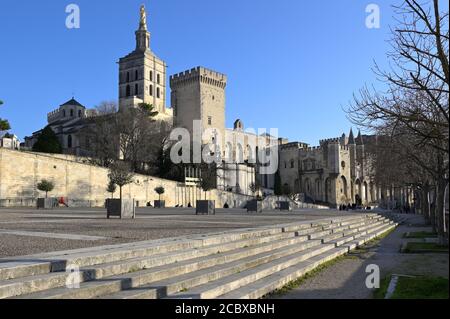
(275, 214, 449, 299)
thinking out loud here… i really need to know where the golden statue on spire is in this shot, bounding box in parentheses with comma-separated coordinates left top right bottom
(139, 4, 147, 30)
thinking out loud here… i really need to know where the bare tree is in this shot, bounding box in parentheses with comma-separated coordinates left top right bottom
(95, 101, 118, 115)
(346, 0, 449, 244)
(84, 103, 167, 173)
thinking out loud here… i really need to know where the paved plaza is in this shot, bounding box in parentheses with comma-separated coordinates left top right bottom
(0, 207, 354, 258)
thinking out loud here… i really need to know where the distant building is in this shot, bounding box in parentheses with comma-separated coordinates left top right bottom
(278, 129, 379, 207)
(24, 98, 97, 156)
(0, 132, 20, 150)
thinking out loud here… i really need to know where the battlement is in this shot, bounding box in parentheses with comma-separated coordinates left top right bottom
(280, 142, 302, 150)
(299, 146, 323, 154)
(279, 141, 309, 150)
(47, 108, 61, 123)
(170, 66, 227, 89)
(319, 137, 340, 145)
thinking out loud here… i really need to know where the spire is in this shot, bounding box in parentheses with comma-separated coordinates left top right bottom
(356, 130, 364, 145)
(348, 128, 356, 145)
(135, 5, 150, 51)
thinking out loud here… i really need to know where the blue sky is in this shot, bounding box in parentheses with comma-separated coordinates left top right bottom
(1, 0, 443, 144)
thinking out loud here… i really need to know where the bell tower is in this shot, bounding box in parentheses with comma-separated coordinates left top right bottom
(118, 5, 167, 114)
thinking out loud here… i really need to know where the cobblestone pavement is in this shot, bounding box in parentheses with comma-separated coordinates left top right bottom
(0, 207, 352, 258)
(275, 214, 449, 299)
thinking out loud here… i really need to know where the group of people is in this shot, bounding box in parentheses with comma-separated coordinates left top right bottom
(338, 204, 372, 211)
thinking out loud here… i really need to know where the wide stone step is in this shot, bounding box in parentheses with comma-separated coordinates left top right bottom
(8, 233, 310, 299)
(2, 217, 368, 299)
(95, 219, 381, 299)
(286, 216, 366, 235)
(217, 223, 397, 299)
(97, 239, 324, 299)
(327, 220, 390, 247)
(1, 214, 398, 300)
(14, 237, 320, 299)
(0, 216, 366, 280)
(167, 243, 336, 299)
(0, 223, 304, 281)
(312, 218, 386, 248)
(0, 261, 53, 282)
(1, 231, 304, 299)
(3, 218, 329, 280)
(217, 246, 350, 299)
(342, 224, 397, 251)
(77, 231, 303, 279)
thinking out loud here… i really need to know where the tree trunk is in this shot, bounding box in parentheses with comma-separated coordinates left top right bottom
(436, 177, 448, 245)
(120, 186, 123, 201)
(421, 188, 430, 224)
(431, 186, 437, 233)
(45, 191, 48, 198)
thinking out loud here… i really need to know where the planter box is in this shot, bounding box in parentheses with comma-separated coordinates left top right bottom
(279, 201, 290, 211)
(247, 200, 263, 213)
(154, 200, 165, 208)
(37, 198, 56, 209)
(196, 200, 215, 215)
(106, 199, 136, 219)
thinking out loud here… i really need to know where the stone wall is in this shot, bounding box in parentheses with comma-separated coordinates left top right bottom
(0, 149, 254, 208)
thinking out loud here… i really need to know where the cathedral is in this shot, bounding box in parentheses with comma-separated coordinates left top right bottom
(23, 5, 380, 207)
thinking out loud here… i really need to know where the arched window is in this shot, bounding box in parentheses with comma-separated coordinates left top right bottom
(67, 135, 72, 148)
(70, 109, 74, 117)
(63, 109, 66, 117)
(135, 70, 138, 81)
(126, 85, 131, 97)
(156, 87, 160, 98)
(246, 145, 253, 162)
(78, 110, 82, 117)
(290, 160, 295, 168)
(157, 74, 160, 84)
(126, 72, 130, 82)
(135, 84, 139, 95)
(150, 71, 153, 81)
(149, 85, 153, 96)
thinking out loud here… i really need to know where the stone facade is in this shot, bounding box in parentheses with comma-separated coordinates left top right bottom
(0, 148, 255, 208)
(278, 129, 381, 207)
(24, 98, 98, 156)
(171, 67, 227, 146)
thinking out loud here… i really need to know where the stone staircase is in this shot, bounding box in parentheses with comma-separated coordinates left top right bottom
(0, 213, 397, 299)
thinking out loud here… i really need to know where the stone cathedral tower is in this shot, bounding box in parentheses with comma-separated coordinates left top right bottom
(118, 5, 167, 115)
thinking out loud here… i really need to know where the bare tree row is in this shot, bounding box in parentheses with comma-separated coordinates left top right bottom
(346, 0, 449, 244)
